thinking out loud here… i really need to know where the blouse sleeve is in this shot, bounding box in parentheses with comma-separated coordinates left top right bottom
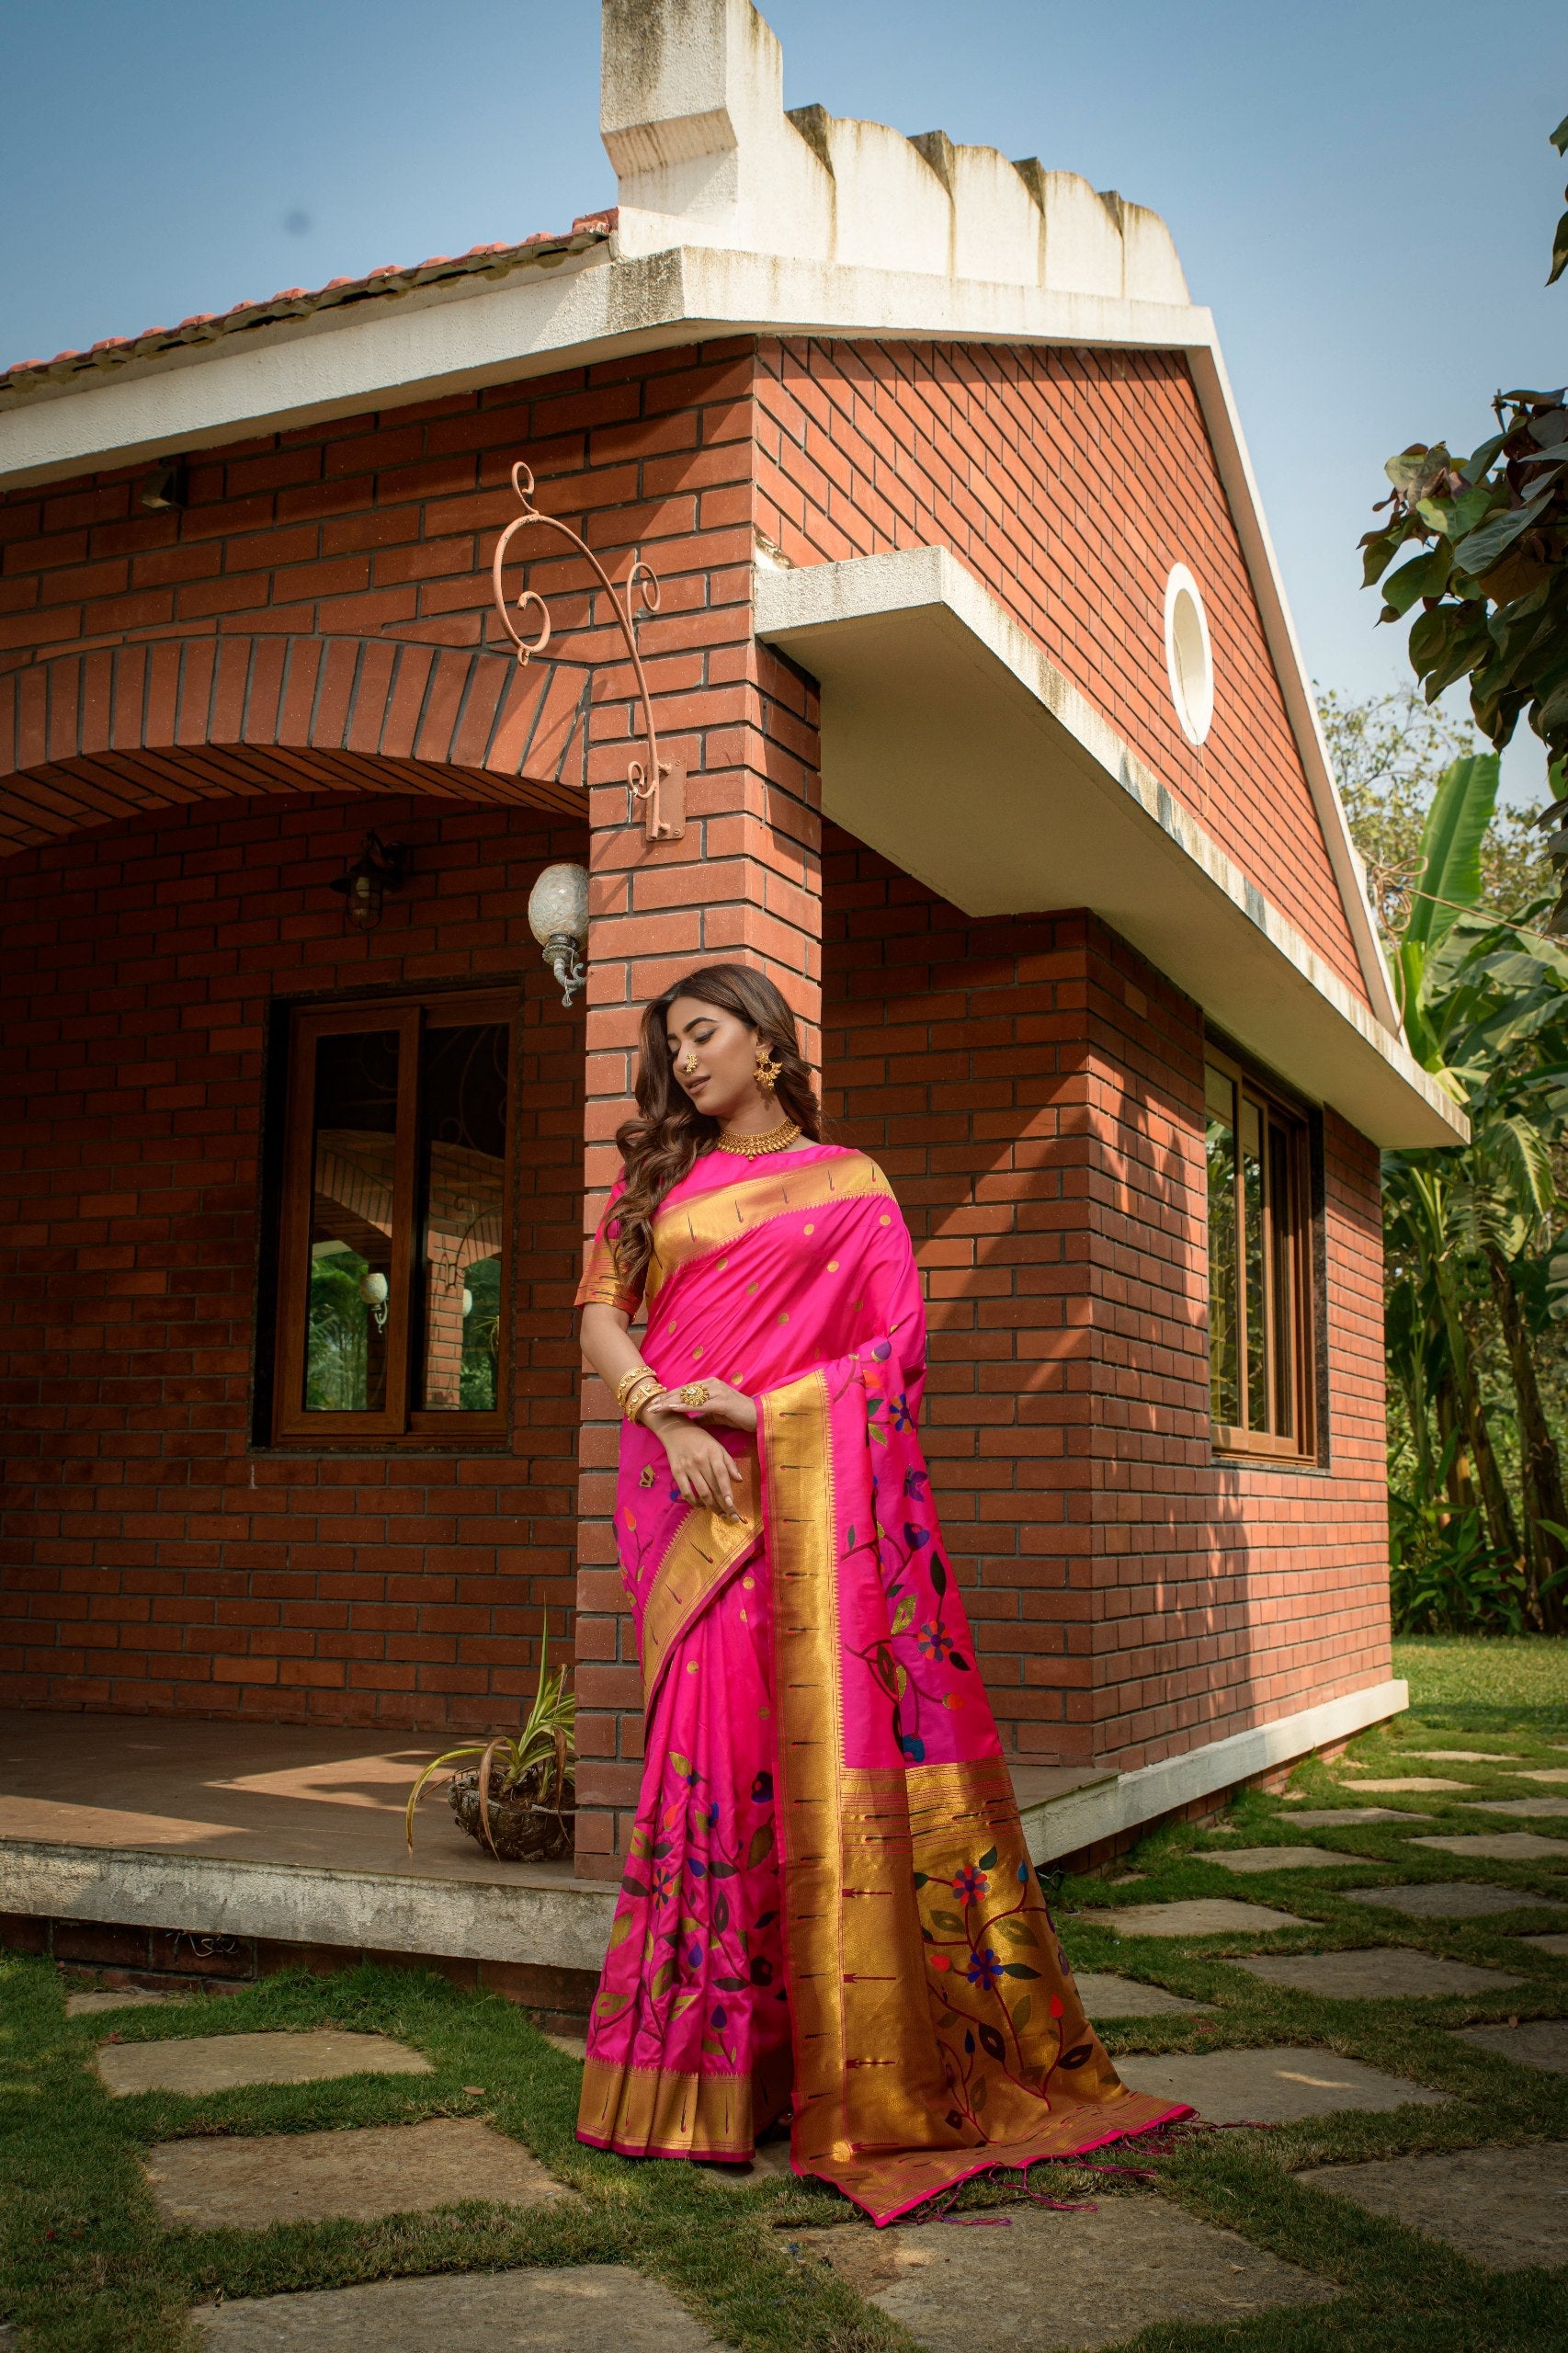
(574, 1175, 644, 1317)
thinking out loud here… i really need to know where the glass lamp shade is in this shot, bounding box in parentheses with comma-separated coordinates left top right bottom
(527, 863, 589, 950)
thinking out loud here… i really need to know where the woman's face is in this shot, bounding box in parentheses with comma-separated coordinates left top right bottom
(665, 995, 761, 1122)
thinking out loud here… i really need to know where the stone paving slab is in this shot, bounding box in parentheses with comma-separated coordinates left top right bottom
(1346, 1778, 1464, 1792)
(1519, 1931, 1568, 1955)
(1281, 1808, 1432, 1828)
(1414, 1832, 1568, 1860)
(540, 2031, 586, 2061)
(1117, 2046, 1448, 2124)
(1204, 1846, 1362, 1873)
(98, 2029, 431, 2098)
(1464, 1797, 1568, 1817)
(1230, 1948, 1522, 2002)
(792, 2196, 1335, 2353)
(1405, 1750, 1519, 1763)
(1298, 2143, 1568, 2270)
(1074, 1971, 1212, 2018)
(66, 1985, 173, 2017)
(193, 2267, 715, 2350)
(148, 2117, 570, 2229)
(1515, 1768, 1568, 1783)
(1074, 1899, 1309, 1938)
(702, 2137, 797, 2188)
(1345, 1881, 1567, 1921)
(1453, 2018, 1568, 2075)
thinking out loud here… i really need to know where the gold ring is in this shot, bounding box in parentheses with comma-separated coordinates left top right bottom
(676, 1381, 712, 1408)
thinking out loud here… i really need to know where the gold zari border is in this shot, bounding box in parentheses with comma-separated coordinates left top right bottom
(639, 1450, 762, 1711)
(646, 1152, 892, 1302)
(578, 2047, 790, 2160)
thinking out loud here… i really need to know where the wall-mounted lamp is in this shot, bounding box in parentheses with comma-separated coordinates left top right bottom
(331, 832, 409, 932)
(528, 862, 590, 1006)
(141, 457, 187, 512)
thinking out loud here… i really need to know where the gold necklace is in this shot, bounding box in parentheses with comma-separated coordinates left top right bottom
(717, 1116, 802, 1158)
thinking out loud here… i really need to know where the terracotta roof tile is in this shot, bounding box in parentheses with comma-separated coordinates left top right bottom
(0, 212, 617, 402)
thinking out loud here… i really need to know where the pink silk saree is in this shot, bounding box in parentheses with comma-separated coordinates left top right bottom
(574, 1141, 1187, 2225)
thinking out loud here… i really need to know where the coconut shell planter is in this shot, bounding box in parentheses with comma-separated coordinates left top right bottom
(447, 1763, 575, 1862)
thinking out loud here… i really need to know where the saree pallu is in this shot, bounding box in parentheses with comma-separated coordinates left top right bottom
(575, 1142, 1187, 2225)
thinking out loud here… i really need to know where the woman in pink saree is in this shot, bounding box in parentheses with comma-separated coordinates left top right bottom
(574, 963, 1186, 2225)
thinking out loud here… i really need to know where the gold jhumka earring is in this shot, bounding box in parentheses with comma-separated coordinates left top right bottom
(754, 1040, 782, 1097)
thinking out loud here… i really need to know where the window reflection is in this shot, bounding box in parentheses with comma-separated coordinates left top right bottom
(1204, 1062, 1239, 1427)
(305, 1030, 399, 1411)
(417, 1023, 509, 1412)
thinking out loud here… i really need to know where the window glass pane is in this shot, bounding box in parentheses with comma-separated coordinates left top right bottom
(304, 1030, 399, 1411)
(417, 1022, 509, 1411)
(1269, 1122, 1295, 1438)
(1241, 1092, 1267, 1432)
(1204, 1063, 1239, 1427)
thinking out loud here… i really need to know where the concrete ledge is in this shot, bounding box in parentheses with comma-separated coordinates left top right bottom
(1018, 1680, 1410, 1866)
(0, 1843, 619, 1976)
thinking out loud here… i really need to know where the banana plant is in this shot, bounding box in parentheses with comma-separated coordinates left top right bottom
(1383, 750, 1568, 1628)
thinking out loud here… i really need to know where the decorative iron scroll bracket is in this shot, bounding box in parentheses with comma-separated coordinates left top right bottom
(490, 460, 686, 842)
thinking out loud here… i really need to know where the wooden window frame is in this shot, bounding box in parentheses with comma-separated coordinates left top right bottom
(271, 988, 517, 1449)
(1203, 1041, 1316, 1465)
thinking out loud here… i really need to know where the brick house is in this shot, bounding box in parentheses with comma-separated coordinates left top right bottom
(0, 0, 1460, 1977)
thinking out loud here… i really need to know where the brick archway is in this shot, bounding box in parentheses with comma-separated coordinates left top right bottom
(0, 631, 595, 858)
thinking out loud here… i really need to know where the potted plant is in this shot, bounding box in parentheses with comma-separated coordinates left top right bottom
(403, 1616, 575, 1862)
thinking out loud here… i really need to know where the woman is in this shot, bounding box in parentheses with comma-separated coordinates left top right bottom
(574, 962, 1186, 2224)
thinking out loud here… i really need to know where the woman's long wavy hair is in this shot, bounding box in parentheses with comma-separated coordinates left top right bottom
(610, 962, 823, 1290)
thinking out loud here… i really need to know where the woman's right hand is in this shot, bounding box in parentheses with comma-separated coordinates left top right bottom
(644, 1406, 745, 1520)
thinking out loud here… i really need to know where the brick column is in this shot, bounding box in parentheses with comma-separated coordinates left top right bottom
(570, 344, 822, 1880)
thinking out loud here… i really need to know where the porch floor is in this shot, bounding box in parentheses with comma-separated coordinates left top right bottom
(0, 1708, 565, 1886)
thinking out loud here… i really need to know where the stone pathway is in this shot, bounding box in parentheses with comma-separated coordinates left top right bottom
(1229, 1948, 1521, 2001)
(1343, 1881, 1566, 1920)
(1118, 2046, 1449, 2124)
(1203, 1846, 1361, 1873)
(192, 2268, 718, 2350)
(1414, 1830, 1568, 1859)
(791, 2196, 1335, 2353)
(1075, 1898, 1309, 1936)
(1298, 2144, 1568, 2270)
(65, 1984, 172, 2017)
(149, 2116, 569, 2229)
(1466, 1796, 1568, 1816)
(1522, 1930, 1568, 1955)
(1073, 1971, 1211, 2018)
(1452, 2018, 1568, 2075)
(98, 2029, 431, 2097)
(1285, 1807, 1432, 1827)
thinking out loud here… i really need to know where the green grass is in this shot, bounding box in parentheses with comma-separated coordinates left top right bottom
(1, 1635, 1564, 2352)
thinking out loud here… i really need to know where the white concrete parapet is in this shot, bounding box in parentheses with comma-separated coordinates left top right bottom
(602, 0, 1189, 303)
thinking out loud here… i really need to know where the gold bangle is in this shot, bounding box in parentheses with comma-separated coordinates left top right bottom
(615, 1364, 657, 1413)
(619, 1370, 665, 1424)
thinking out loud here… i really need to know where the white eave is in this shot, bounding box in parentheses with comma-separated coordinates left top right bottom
(0, 0, 1407, 1060)
(756, 548, 1462, 1149)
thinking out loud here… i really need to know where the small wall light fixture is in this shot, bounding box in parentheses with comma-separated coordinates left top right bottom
(528, 861, 590, 1006)
(331, 831, 409, 931)
(141, 457, 188, 512)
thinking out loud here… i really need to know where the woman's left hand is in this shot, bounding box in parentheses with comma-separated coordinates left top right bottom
(661, 1374, 757, 1435)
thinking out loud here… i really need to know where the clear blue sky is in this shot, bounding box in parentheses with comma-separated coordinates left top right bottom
(4, 0, 1564, 796)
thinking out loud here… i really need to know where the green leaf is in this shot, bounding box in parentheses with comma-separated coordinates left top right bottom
(1551, 111, 1568, 157)
(1415, 483, 1493, 540)
(1454, 485, 1557, 577)
(1002, 1962, 1040, 1979)
(978, 1845, 999, 1870)
(746, 1821, 776, 1867)
(1404, 754, 1502, 961)
(669, 1752, 693, 1779)
(891, 1591, 917, 1635)
(1381, 543, 1451, 619)
(1551, 203, 1568, 288)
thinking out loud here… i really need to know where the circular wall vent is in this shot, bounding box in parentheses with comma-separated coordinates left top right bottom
(1164, 565, 1214, 746)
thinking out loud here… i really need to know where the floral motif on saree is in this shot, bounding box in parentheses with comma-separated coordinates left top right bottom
(575, 1143, 1187, 2223)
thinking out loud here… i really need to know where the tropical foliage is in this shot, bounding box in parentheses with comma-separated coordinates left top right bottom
(1350, 745, 1568, 1635)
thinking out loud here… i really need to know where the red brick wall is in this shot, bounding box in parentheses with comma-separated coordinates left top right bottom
(756, 338, 1369, 1007)
(821, 827, 1390, 1769)
(0, 793, 585, 1726)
